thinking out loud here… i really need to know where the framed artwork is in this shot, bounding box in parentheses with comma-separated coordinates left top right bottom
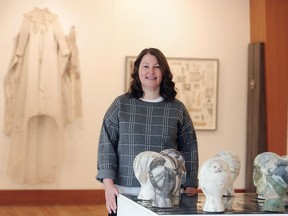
(125, 56, 219, 130)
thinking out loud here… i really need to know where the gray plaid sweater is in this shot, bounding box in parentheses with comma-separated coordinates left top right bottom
(96, 94, 199, 188)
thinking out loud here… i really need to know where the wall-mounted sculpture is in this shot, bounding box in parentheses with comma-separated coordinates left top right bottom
(199, 157, 231, 212)
(253, 152, 288, 212)
(215, 151, 241, 196)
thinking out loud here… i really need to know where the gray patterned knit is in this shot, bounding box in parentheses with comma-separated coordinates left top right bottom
(96, 94, 199, 188)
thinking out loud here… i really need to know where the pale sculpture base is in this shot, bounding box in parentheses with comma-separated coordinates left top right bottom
(117, 193, 288, 216)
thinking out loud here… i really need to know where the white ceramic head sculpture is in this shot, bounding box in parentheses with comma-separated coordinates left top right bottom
(148, 155, 180, 208)
(199, 157, 231, 213)
(215, 151, 241, 196)
(160, 149, 186, 205)
(133, 151, 162, 200)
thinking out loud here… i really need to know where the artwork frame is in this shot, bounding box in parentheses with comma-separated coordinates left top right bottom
(125, 56, 219, 131)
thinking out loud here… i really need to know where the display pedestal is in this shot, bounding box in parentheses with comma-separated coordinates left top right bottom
(117, 193, 287, 216)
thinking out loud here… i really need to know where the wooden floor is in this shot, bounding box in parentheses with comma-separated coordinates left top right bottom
(0, 204, 108, 216)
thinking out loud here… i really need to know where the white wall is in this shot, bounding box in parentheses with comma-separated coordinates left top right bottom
(0, 0, 250, 190)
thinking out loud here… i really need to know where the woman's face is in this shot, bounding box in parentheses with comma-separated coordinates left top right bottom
(138, 54, 163, 93)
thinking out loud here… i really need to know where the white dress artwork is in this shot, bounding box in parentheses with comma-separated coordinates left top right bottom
(215, 151, 241, 196)
(199, 157, 231, 212)
(4, 8, 82, 184)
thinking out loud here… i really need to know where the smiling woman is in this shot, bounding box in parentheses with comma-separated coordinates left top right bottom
(96, 48, 199, 215)
(127, 48, 177, 102)
(138, 54, 163, 98)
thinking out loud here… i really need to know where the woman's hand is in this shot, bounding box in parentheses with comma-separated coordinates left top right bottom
(103, 178, 119, 214)
(182, 187, 197, 196)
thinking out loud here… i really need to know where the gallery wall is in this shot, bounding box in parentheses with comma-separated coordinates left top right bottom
(0, 0, 250, 190)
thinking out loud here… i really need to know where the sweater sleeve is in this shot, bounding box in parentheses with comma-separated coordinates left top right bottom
(96, 98, 120, 182)
(177, 104, 199, 188)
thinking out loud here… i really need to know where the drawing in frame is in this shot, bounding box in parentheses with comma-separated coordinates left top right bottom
(125, 56, 219, 130)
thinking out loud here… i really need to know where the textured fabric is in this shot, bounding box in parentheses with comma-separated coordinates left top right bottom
(62, 26, 82, 123)
(96, 94, 199, 188)
(3, 8, 81, 184)
(4, 8, 70, 135)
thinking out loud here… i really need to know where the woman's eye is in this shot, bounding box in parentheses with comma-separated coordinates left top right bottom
(154, 65, 160, 69)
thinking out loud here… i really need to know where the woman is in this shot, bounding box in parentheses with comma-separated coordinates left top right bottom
(96, 48, 199, 215)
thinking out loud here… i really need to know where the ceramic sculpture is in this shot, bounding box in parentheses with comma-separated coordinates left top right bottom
(199, 157, 231, 212)
(148, 155, 179, 208)
(160, 149, 186, 205)
(253, 152, 280, 199)
(253, 152, 288, 212)
(215, 151, 241, 196)
(133, 151, 162, 200)
(133, 149, 185, 208)
(281, 155, 288, 207)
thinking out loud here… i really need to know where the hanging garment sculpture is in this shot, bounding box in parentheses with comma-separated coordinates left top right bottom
(4, 8, 82, 184)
